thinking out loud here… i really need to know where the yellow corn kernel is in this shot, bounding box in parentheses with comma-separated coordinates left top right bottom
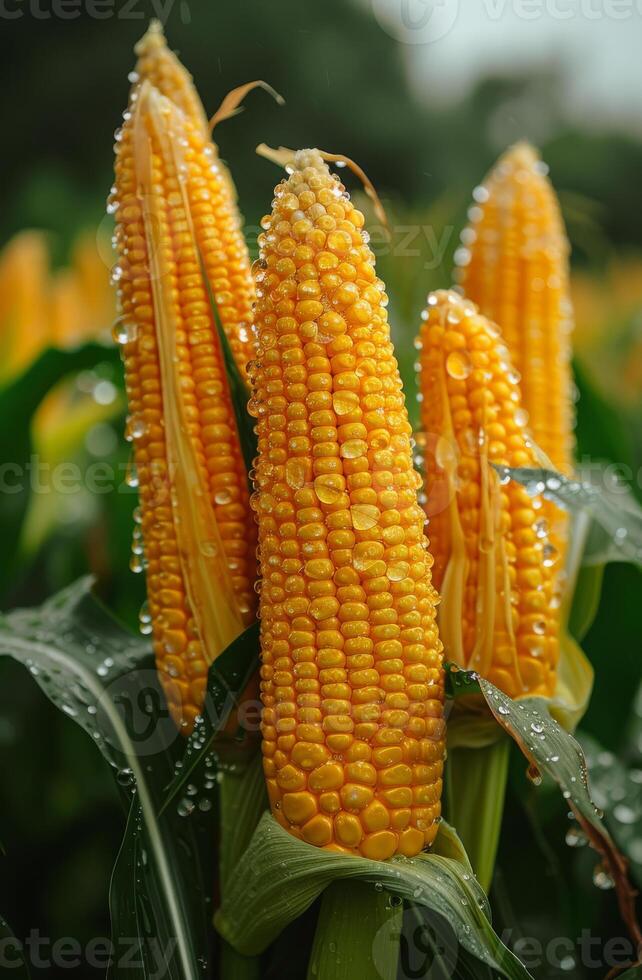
(417, 289, 560, 698)
(112, 82, 257, 732)
(125, 22, 256, 377)
(455, 142, 574, 477)
(251, 149, 445, 859)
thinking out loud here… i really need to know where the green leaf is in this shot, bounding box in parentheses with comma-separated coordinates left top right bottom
(573, 357, 633, 470)
(496, 464, 642, 567)
(580, 726, 642, 890)
(215, 813, 532, 979)
(442, 662, 641, 949)
(0, 343, 120, 597)
(445, 738, 510, 893)
(568, 563, 605, 641)
(160, 620, 260, 813)
(307, 880, 402, 980)
(0, 578, 213, 980)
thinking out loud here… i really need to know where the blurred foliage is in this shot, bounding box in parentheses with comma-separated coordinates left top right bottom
(0, 0, 641, 975)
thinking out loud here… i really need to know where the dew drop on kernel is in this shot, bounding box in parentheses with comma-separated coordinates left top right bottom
(112, 317, 138, 345)
(341, 439, 368, 459)
(351, 505, 380, 531)
(445, 350, 472, 381)
(285, 459, 308, 490)
(332, 391, 360, 416)
(314, 479, 343, 507)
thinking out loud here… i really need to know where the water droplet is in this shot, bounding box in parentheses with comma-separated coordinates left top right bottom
(125, 458, 139, 489)
(592, 865, 615, 890)
(527, 764, 542, 786)
(614, 803, 636, 824)
(386, 562, 409, 582)
(332, 391, 359, 417)
(112, 317, 138, 345)
(445, 350, 472, 381)
(117, 768, 135, 788)
(351, 505, 380, 531)
(285, 459, 308, 490)
(341, 439, 368, 460)
(565, 826, 588, 848)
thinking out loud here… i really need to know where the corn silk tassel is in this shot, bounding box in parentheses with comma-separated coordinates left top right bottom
(111, 80, 258, 733)
(250, 148, 445, 861)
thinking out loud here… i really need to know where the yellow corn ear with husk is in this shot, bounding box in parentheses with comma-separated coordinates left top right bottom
(133, 19, 209, 136)
(417, 289, 560, 699)
(122, 22, 256, 377)
(250, 149, 445, 860)
(111, 81, 257, 733)
(455, 142, 574, 477)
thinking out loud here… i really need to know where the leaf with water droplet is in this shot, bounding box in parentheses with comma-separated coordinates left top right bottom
(0, 577, 214, 979)
(495, 463, 642, 568)
(215, 814, 530, 979)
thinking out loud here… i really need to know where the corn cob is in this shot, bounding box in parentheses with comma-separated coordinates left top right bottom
(128, 22, 256, 377)
(251, 149, 445, 860)
(455, 142, 574, 476)
(111, 81, 257, 732)
(417, 289, 559, 698)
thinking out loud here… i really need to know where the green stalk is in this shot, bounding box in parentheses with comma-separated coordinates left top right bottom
(218, 753, 267, 980)
(445, 736, 510, 893)
(307, 880, 401, 980)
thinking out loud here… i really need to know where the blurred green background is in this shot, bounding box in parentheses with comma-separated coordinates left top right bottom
(0, 0, 641, 976)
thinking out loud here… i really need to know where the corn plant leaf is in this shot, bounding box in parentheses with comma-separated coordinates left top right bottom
(496, 464, 642, 567)
(580, 726, 642, 890)
(0, 578, 213, 980)
(568, 563, 605, 641)
(444, 663, 642, 952)
(215, 812, 532, 979)
(0, 343, 120, 598)
(160, 620, 260, 813)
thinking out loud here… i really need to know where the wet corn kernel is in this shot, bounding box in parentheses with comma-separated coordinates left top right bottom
(130, 22, 256, 376)
(417, 289, 559, 698)
(251, 149, 445, 860)
(112, 82, 257, 732)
